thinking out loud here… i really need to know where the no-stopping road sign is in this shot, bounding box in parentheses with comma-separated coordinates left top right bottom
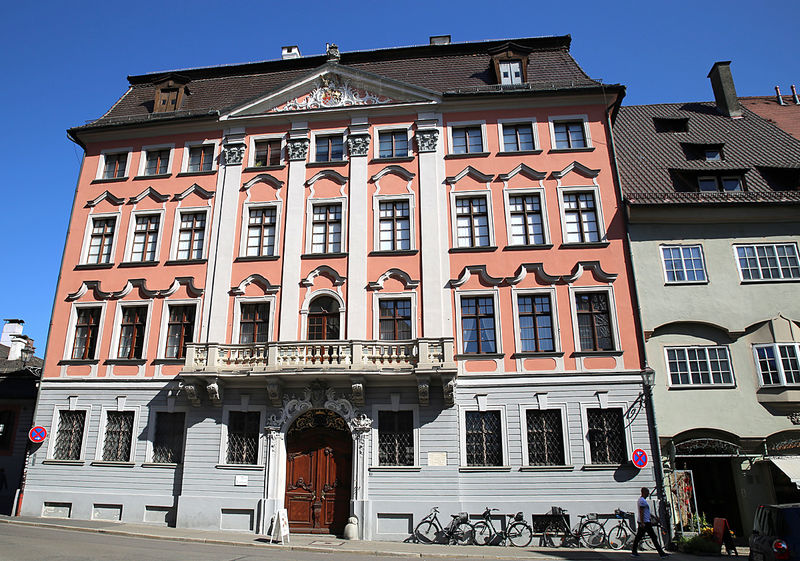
(29, 426, 47, 443)
(632, 448, 648, 469)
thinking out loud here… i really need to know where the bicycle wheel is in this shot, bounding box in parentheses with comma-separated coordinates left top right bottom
(579, 520, 605, 548)
(453, 522, 475, 545)
(542, 523, 563, 547)
(472, 520, 492, 546)
(506, 521, 533, 547)
(414, 520, 439, 543)
(607, 524, 629, 550)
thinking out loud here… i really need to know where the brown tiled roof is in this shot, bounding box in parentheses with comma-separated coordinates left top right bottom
(73, 36, 609, 133)
(740, 96, 800, 141)
(0, 343, 43, 375)
(615, 101, 800, 205)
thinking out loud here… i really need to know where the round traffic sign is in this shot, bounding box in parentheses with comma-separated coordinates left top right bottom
(29, 426, 47, 443)
(632, 448, 648, 469)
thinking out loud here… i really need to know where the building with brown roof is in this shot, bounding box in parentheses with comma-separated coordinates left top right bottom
(740, 89, 800, 141)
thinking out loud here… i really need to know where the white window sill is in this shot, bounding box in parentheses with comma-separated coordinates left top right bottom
(42, 459, 84, 466)
(142, 462, 179, 469)
(668, 384, 736, 390)
(664, 280, 709, 286)
(519, 465, 574, 472)
(215, 463, 265, 471)
(369, 466, 422, 472)
(91, 461, 135, 467)
(458, 466, 512, 472)
(581, 463, 624, 471)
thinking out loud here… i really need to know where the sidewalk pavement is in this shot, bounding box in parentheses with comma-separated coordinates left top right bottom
(0, 515, 730, 560)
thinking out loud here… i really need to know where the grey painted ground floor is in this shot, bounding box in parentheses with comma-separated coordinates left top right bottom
(20, 372, 656, 540)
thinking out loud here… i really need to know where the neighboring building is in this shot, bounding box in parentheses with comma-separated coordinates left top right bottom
(0, 319, 42, 515)
(615, 62, 800, 537)
(23, 36, 656, 538)
(741, 88, 800, 141)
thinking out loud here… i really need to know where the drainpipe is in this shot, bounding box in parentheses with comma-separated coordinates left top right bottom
(604, 100, 673, 547)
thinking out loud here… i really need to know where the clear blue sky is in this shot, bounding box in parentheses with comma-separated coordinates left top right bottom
(1, 0, 798, 353)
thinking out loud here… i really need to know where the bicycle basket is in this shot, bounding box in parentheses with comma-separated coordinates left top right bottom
(587, 512, 597, 521)
(550, 506, 564, 516)
(458, 512, 469, 523)
(514, 511, 524, 522)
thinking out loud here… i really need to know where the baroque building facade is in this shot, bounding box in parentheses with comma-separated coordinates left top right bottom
(22, 36, 656, 538)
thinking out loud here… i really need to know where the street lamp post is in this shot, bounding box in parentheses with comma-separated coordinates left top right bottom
(641, 367, 672, 547)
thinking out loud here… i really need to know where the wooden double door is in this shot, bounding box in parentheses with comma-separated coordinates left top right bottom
(285, 425, 351, 534)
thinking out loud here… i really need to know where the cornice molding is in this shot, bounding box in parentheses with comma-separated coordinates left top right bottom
(300, 265, 346, 287)
(370, 165, 416, 182)
(174, 183, 214, 201)
(230, 274, 280, 296)
(552, 160, 601, 179)
(66, 277, 204, 301)
(498, 163, 546, 182)
(241, 173, 284, 191)
(86, 190, 125, 207)
(445, 166, 494, 185)
(368, 268, 420, 290)
(129, 186, 170, 204)
(449, 265, 504, 288)
(306, 169, 348, 187)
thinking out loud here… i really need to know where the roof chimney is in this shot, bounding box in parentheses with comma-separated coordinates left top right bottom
(1, 319, 24, 348)
(707, 61, 742, 118)
(8, 334, 31, 361)
(776, 86, 786, 105)
(281, 46, 301, 60)
(429, 35, 451, 46)
(791, 85, 800, 105)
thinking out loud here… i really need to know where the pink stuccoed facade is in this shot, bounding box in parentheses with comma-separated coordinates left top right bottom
(23, 37, 655, 539)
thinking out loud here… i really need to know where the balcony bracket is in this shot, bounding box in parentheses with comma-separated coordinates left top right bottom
(206, 378, 223, 407)
(416, 374, 430, 406)
(267, 380, 283, 408)
(180, 382, 202, 407)
(442, 374, 456, 407)
(350, 376, 365, 406)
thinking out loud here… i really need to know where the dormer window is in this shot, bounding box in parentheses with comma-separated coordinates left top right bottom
(698, 175, 743, 192)
(705, 148, 722, 161)
(654, 117, 689, 133)
(489, 43, 530, 86)
(681, 143, 724, 161)
(153, 75, 189, 114)
(499, 61, 523, 85)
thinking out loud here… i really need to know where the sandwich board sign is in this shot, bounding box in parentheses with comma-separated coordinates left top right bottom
(271, 508, 290, 544)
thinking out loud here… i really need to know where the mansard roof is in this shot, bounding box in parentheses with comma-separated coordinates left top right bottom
(71, 35, 616, 135)
(615, 101, 800, 206)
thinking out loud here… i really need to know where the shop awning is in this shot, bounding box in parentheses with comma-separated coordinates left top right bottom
(769, 456, 800, 488)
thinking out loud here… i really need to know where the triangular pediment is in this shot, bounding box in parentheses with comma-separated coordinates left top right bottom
(226, 63, 440, 118)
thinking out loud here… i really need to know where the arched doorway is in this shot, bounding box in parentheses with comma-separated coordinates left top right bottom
(284, 409, 351, 534)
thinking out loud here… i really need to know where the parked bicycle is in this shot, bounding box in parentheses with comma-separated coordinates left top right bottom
(604, 509, 635, 550)
(414, 507, 475, 545)
(472, 507, 533, 547)
(542, 507, 605, 548)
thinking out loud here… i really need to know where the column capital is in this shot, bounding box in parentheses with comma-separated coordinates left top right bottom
(287, 137, 310, 161)
(222, 143, 246, 166)
(347, 134, 370, 157)
(415, 128, 439, 153)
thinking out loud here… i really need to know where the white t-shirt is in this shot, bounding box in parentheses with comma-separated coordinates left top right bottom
(638, 496, 651, 523)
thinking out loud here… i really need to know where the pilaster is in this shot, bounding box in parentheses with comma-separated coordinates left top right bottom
(346, 117, 370, 339)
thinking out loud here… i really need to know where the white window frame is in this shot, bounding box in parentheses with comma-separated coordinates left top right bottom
(458, 404, 509, 468)
(449, 190, 496, 248)
(664, 345, 736, 388)
(145, 406, 188, 464)
(497, 118, 539, 152)
(547, 114, 591, 150)
(63, 302, 108, 361)
(371, 402, 420, 468)
(578, 401, 633, 466)
(568, 285, 621, 353)
(446, 120, 488, 155)
(180, 139, 220, 173)
(557, 185, 607, 245)
(137, 143, 175, 176)
(248, 134, 285, 168)
(753, 343, 800, 387)
(107, 300, 153, 361)
(733, 243, 800, 283)
(232, 295, 277, 344)
(46, 402, 93, 461)
(96, 147, 132, 180)
(299, 289, 346, 340)
(660, 244, 708, 285)
(94, 403, 141, 463)
(310, 128, 347, 163)
(519, 402, 571, 467)
(454, 289, 503, 356)
(373, 291, 418, 341)
(156, 299, 202, 360)
(218, 405, 267, 467)
(169, 207, 211, 261)
(80, 211, 121, 265)
(503, 187, 550, 246)
(372, 194, 416, 252)
(511, 287, 560, 354)
(305, 196, 348, 254)
(123, 209, 166, 263)
(239, 201, 283, 258)
(373, 125, 412, 159)
(499, 60, 523, 86)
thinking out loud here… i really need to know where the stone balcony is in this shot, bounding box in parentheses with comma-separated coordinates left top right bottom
(179, 338, 457, 407)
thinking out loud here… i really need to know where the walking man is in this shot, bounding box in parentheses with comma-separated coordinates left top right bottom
(632, 487, 667, 557)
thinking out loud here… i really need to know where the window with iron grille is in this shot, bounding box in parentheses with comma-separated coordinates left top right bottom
(177, 212, 206, 260)
(378, 200, 410, 251)
(72, 307, 101, 360)
(553, 121, 587, 149)
(661, 245, 706, 283)
(311, 204, 342, 253)
(315, 135, 344, 162)
(188, 145, 214, 172)
(563, 192, 600, 243)
(465, 410, 503, 466)
(575, 292, 614, 351)
(144, 149, 170, 175)
(246, 207, 277, 257)
(518, 294, 555, 352)
(508, 194, 544, 245)
(667, 346, 734, 386)
(586, 408, 626, 464)
(118, 306, 147, 359)
(102, 411, 135, 462)
(254, 139, 281, 167)
(103, 152, 127, 178)
(754, 343, 800, 387)
(735, 243, 800, 281)
(227, 411, 260, 464)
(165, 305, 195, 359)
(379, 299, 412, 340)
(378, 130, 409, 158)
(455, 197, 490, 248)
(502, 123, 534, 151)
(378, 410, 414, 466)
(461, 296, 496, 354)
(87, 217, 116, 264)
(152, 411, 185, 463)
(451, 126, 483, 154)
(131, 215, 160, 261)
(53, 410, 86, 460)
(0, 409, 16, 451)
(526, 409, 565, 465)
(240, 302, 269, 344)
